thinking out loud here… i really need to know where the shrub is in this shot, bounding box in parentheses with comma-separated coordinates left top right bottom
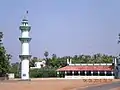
(30, 68, 57, 78)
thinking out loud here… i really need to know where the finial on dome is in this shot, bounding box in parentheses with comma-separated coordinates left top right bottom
(23, 10, 29, 21)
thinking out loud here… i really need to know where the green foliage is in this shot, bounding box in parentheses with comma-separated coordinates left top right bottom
(0, 32, 3, 43)
(30, 68, 57, 78)
(44, 51, 49, 58)
(29, 57, 38, 67)
(49, 56, 67, 68)
(29, 53, 114, 78)
(71, 54, 113, 64)
(0, 47, 10, 75)
(0, 32, 11, 76)
(29, 53, 113, 69)
(44, 51, 49, 66)
(9, 62, 20, 78)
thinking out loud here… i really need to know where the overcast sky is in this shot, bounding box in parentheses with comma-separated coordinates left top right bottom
(1, 0, 120, 62)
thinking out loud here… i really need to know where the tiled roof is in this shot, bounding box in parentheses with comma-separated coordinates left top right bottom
(57, 65, 113, 71)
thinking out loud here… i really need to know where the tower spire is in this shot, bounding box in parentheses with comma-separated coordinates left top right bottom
(23, 10, 29, 20)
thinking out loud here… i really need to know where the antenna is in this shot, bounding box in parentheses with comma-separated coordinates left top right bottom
(23, 10, 29, 20)
(26, 10, 28, 14)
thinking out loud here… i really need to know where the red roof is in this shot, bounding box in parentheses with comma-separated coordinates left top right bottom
(57, 65, 113, 71)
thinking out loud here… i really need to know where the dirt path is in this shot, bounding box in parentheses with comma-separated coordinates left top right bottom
(0, 79, 106, 90)
(83, 80, 120, 90)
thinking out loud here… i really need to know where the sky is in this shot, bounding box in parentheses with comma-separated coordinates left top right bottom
(0, 0, 120, 62)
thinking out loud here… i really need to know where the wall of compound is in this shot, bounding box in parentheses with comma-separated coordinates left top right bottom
(65, 76, 114, 79)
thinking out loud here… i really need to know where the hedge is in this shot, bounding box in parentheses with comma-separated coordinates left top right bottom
(29, 68, 57, 78)
(11, 68, 60, 78)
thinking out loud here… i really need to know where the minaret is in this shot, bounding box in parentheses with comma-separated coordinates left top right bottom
(19, 11, 32, 80)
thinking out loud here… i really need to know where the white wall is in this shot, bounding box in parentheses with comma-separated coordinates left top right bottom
(8, 73, 15, 79)
(21, 59, 29, 80)
(22, 31, 29, 38)
(65, 76, 114, 79)
(22, 42, 29, 55)
(30, 61, 46, 69)
(69, 63, 112, 66)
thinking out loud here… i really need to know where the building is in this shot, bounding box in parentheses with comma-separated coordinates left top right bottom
(30, 60, 46, 69)
(113, 56, 120, 79)
(19, 11, 32, 80)
(56, 58, 115, 79)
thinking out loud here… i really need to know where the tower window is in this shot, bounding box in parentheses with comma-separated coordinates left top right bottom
(23, 74, 26, 76)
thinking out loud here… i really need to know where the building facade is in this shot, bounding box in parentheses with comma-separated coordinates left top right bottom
(30, 60, 46, 69)
(57, 59, 115, 79)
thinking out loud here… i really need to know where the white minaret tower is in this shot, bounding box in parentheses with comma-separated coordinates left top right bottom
(19, 11, 32, 80)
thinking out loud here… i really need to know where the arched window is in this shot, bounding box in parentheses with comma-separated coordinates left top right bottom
(74, 71, 79, 75)
(86, 71, 91, 76)
(93, 71, 98, 76)
(100, 71, 105, 76)
(106, 71, 112, 76)
(67, 71, 72, 76)
(80, 71, 85, 76)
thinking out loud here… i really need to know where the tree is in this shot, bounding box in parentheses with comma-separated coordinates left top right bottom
(52, 54, 57, 59)
(44, 51, 49, 59)
(0, 32, 3, 46)
(0, 32, 11, 77)
(29, 57, 38, 67)
(50, 54, 58, 68)
(44, 51, 49, 66)
(10, 62, 20, 78)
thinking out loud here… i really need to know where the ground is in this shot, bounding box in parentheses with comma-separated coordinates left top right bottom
(110, 88, 120, 90)
(110, 87, 120, 90)
(0, 79, 119, 90)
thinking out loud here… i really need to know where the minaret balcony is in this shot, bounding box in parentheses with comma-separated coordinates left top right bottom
(22, 18, 28, 21)
(19, 25, 31, 32)
(19, 37, 31, 42)
(19, 55, 32, 60)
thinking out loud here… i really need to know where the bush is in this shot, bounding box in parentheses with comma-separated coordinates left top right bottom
(30, 68, 57, 78)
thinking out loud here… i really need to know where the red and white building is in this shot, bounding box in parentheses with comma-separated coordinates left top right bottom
(56, 59, 114, 79)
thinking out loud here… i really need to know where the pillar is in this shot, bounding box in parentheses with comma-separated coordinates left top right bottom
(85, 71, 87, 76)
(98, 71, 100, 76)
(104, 71, 106, 76)
(111, 71, 114, 76)
(65, 71, 67, 75)
(57, 71, 59, 77)
(91, 71, 93, 76)
(78, 71, 80, 75)
(72, 71, 74, 76)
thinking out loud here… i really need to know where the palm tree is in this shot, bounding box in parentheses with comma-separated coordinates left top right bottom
(44, 51, 49, 66)
(29, 57, 38, 67)
(44, 51, 49, 59)
(52, 54, 57, 59)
